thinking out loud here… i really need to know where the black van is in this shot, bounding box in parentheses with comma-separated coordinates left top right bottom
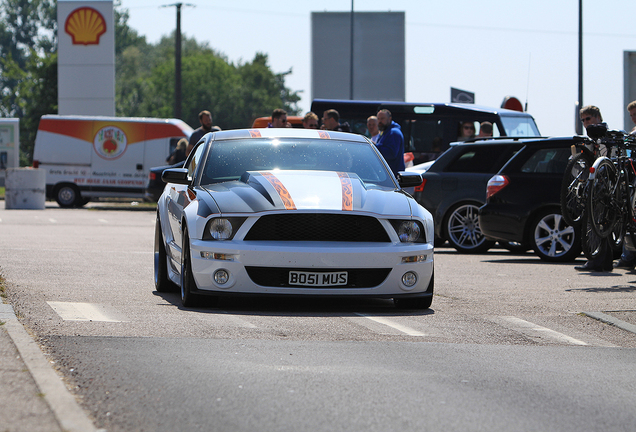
(311, 99, 541, 165)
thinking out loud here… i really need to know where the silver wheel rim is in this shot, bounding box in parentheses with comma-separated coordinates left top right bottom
(447, 204, 487, 249)
(534, 213, 575, 257)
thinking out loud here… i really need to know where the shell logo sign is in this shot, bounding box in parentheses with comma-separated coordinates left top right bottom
(94, 126, 127, 160)
(65, 7, 107, 45)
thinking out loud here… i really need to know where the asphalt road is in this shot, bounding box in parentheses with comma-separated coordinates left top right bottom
(2, 201, 636, 431)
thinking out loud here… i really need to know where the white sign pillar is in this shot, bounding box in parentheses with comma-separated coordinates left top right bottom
(57, 0, 115, 116)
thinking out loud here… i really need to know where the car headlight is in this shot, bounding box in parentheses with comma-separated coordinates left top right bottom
(391, 220, 425, 243)
(203, 217, 246, 241)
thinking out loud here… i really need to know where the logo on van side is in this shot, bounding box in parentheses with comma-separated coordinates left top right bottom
(94, 126, 127, 160)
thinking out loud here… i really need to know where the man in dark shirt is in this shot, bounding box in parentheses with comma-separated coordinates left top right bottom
(187, 110, 213, 155)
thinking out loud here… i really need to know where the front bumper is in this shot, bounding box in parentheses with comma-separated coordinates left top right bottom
(188, 240, 434, 297)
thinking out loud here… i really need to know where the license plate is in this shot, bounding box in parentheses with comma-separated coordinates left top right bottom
(288, 271, 348, 287)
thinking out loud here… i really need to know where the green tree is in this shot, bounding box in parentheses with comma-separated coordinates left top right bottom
(0, 0, 56, 164)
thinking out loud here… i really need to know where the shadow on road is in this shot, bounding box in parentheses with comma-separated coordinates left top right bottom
(152, 290, 436, 317)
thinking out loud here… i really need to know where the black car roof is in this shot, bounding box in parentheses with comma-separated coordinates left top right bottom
(311, 98, 535, 118)
(451, 135, 590, 147)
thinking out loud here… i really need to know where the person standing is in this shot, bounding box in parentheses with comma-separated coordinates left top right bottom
(321, 109, 350, 132)
(269, 109, 288, 128)
(302, 112, 319, 129)
(187, 110, 213, 155)
(376, 109, 405, 176)
(614, 100, 636, 269)
(367, 115, 380, 143)
(167, 138, 188, 165)
(575, 105, 613, 272)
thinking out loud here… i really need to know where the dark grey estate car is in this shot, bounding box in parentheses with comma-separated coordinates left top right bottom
(411, 138, 526, 252)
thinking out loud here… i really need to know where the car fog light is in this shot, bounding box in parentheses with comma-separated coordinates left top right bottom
(402, 271, 417, 287)
(214, 269, 230, 285)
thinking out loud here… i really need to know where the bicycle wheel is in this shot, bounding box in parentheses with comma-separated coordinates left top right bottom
(560, 152, 593, 227)
(587, 158, 619, 239)
(628, 177, 636, 248)
(581, 210, 602, 260)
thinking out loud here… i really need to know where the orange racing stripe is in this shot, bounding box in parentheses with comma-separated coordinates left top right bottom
(261, 172, 296, 210)
(337, 172, 353, 211)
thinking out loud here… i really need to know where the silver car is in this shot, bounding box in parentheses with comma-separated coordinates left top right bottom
(154, 128, 434, 309)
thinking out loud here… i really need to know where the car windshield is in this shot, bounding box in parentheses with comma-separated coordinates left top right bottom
(200, 138, 396, 188)
(500, 114, 540, 137)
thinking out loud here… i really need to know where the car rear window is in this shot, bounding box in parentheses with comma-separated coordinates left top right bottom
(444, 145, 522, 173)
(520, 147, 570, 173)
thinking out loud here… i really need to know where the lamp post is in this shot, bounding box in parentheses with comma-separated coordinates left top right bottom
(577, 0, 583, 135)
(162, 3, 194, 119)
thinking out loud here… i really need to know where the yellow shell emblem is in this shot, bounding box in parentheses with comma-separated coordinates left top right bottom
(65, 7, 107, 45)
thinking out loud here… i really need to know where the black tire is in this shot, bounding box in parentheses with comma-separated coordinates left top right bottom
(581, 210, 602, 260)
(444, 203, 495, 253)
(530, 209, 581, 262)
(154, 214, 178, 293)
(560, 152, 593, 227)
(54, 184, 81, 208)
(627, 177, 636, 250)
(587, 158, 619, 239)
(394, 273, 434, 310)
(498, 241, 530, 254)
(180, 227, 200, 307)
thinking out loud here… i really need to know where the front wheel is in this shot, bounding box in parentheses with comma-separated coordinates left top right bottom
(530, 209, 580, 262)
(445, 203, 495, 253)
(180, 227, 200, 307)
(394, 273, 434, 310)
(154, 214, 178, 293)
(55, 184, 82, 208)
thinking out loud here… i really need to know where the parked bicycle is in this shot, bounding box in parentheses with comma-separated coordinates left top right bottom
(585, 125, 636, 246)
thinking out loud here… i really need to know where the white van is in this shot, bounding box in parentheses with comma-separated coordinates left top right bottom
(33, 115, 192, 207)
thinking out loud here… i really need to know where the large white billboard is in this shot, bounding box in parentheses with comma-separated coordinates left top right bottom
(312, 12, 405, 102)
(57, 0, 115, 116)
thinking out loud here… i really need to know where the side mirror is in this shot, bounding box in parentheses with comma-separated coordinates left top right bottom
(397, 171, 423, 188)
(162, 168, 189, 185)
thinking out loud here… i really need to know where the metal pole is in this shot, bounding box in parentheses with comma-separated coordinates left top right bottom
(577, 0, 583, 134)
(175, 3, 182, 119)
(349, 0, 354, 100)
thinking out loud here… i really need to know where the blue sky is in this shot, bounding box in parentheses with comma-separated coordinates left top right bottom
(121, 0, 636, 135)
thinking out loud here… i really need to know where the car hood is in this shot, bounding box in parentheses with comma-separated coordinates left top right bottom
(201, 170, 412, 216)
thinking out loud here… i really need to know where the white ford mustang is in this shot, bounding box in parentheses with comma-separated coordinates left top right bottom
(154, 128, 434, 309)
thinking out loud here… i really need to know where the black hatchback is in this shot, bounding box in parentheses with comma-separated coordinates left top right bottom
(479, 136, 588, 262)
(412, 139, 526, 253)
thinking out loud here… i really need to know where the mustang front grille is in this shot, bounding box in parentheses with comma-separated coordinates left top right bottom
(243, 214, 390, 242)
(245, 267, 392, 288)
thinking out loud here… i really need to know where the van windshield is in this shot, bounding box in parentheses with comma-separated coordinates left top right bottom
(500, 115, 540, 137)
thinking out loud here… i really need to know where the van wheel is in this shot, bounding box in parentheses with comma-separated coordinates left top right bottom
(55, 184, 81, 208)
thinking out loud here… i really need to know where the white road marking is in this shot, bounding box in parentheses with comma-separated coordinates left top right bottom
(499, 316, 588, 346)
(49, 218, 57, 223)
(353, 313, 427, 336)
(98, 218, 109, 223)
(47, 301, 125, 322)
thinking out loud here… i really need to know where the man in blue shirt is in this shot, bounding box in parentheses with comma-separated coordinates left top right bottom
(376, 109, 405, 176)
